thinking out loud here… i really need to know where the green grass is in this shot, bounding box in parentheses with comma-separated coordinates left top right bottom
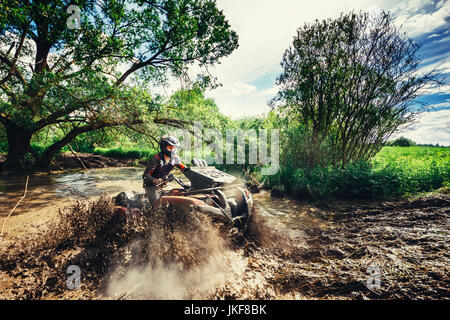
(262, 146, 450, 200)
(370, 146, 450, 197)
(372, 146, 449, 170)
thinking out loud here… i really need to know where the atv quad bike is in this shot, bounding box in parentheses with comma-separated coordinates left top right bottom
(114, 159, 253, 229)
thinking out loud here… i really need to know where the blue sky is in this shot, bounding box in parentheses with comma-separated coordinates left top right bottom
(191, 0, 449, 145)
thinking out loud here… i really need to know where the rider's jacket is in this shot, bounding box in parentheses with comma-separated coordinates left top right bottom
(142, 152, 186, 186)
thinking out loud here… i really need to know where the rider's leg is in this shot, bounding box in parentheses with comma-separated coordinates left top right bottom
(144, 184, 160, 205)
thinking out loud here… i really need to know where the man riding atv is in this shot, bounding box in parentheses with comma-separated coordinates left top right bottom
(113, 134, 253, 229)
(142, 135, 190, 205)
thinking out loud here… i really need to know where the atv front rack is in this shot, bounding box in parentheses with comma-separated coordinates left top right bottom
(177, 182, 246, 196)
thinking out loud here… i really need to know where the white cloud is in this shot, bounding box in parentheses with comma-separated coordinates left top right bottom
(213, 0, 393, 84)
(213, 81, 257, 97)
(395, 0, 432, 12)
(208, 93, 272, 119)
(163, 0, 449, 129)
(427, 99, 450, 109)
(395, 109, 450, 145)
(416, 56, 450, 96)
(414, 56, 450, 95)
(207, 0, 399, 116)
(435, 35, 450, 43)
(427, 33, 441, 38)
(204, 1, 449, 115)
(420, 51, 450, 66)
(393, 0, 450, 37)
(436, 0, 447, 9)
(253, 86, 279, 97)
(419, 84, 450, 96)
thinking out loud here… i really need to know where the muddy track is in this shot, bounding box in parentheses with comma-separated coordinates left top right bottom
(0, 194, 448, 300)
(238, 195, 450, 299)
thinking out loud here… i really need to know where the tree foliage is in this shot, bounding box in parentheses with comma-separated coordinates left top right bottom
(388, 136, 416, 147)
(271, 11, 443, 168)
(0, 0, 238, 170)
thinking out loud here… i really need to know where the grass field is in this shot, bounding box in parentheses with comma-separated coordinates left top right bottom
(371, 146, 450, 195)
(262, 146, 450, 200)
(372, 146, 450, 170)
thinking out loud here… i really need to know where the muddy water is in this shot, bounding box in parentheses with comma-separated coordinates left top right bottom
(0, 167, 326, 300)
(0, 167, 144, 202)
(0, 167, 322, 237)
(0, 168, 144, 237)
(253, 192, 329, 231)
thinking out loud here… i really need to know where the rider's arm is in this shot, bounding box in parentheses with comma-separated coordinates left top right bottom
(143, 155, 159, 183)
(175, 158, 190, 173)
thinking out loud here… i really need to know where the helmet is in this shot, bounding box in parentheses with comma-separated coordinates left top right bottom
(159, 135, 180, 158)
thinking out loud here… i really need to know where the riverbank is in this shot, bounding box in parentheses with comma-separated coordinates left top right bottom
(47, 152, 143, 171)
(0, 152, 145, 174)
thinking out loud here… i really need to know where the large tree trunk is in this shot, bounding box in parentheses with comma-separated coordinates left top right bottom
(4, 122, 33, 171)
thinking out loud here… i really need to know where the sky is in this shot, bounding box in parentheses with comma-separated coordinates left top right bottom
(181, 0, 450, 146)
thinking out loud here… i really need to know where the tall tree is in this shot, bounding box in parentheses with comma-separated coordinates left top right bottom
(271, 11, 442, 168)
(0, 0, 238, 170)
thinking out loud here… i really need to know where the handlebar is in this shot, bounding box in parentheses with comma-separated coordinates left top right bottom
(167, 174, 189, 189)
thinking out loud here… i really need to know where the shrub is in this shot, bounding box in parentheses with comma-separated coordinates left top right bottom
(388, 136, 416, 147)
(92, 147, 157, 162)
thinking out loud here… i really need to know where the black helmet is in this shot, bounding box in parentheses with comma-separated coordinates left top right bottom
(159, 135, 180, 158)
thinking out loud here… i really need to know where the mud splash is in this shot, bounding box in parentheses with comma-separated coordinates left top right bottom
(0, 195, 249, 299)
(103, 202, 243, 299)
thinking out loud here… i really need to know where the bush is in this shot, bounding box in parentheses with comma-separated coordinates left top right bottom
(388, 136, 416, 147)
(0, 140, 8, 153)
(92, 147, 157, 162)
